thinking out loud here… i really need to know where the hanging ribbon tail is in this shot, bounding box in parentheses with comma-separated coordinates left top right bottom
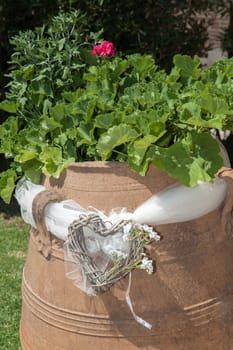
(125, 273, 153, 330)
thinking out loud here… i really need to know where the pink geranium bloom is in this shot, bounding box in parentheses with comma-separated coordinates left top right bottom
(91, 41, 115, 57)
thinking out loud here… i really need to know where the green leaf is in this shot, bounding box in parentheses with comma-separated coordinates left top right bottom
(75, 96, 96, 121)
(0, 101, 19, 113)
(128, 144, 163, 175)
(21, 64, 35, 80)
(180, 102, 201, 119)
(162, 133, 223, 186)
(96, 90, 116, 111)
(31, 77, 53, 97)
(62, 90, 83, 103)
(18, 127, 47, 148)
(39, 146, 62, 177)
(188, 158, 215, 184)
(128, 135, 161, 166)
(162, 142, 191, 185)
(173, 54, 201, 80)
(79, 48, 98, 66)
(54, 133, 67, 146)
(0, 169, 17, 204)
(21, 159, 42, 184)
(94, 113, 117, 129)
(187, 115, 225, 129)
(151, 146, 167, 170)
(0, 117, 18, 155)
(97, 124, 138, 160)
(39, 146, 74, 178)
(191, 132, 223, 173)
(149, 121, 167, 138)
(15, 151, 37, 163)
(179, 102, 226, 129)
(127, 54, 157, 79)
(83, 66, 98, 82)
(198, 92, 231, 115)
(77, 121, 94, 146)
(41, 116, 62, 131)
(110, 59, 129, 81)
(58, 38, 66, 51)
(43, 99, 53, 115)
(66, 128, 78, 140)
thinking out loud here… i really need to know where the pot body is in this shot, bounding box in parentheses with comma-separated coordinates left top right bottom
(20, 162, 233, 350)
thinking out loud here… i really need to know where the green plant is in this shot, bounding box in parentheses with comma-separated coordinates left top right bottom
(0, 1, 60, 99)
(0, 11, 233, 203)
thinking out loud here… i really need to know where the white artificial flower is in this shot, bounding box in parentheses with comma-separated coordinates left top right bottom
(140, 257, 154, 274)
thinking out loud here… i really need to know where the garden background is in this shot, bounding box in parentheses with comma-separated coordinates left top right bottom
(0, 1, 233, 349)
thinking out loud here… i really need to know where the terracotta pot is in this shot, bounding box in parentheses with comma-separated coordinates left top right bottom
(20, 162, 233, 350)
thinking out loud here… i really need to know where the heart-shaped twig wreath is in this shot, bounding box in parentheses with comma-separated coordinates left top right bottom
(66, 212, 160, 294)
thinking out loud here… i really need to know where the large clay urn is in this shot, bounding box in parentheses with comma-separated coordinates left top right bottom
(20, 162, 233, 350)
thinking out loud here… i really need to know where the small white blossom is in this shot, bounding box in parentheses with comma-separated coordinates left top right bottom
(109, 249, 127, 260)
(140, 257, 154, 274)
(142, 224, 160, 241)
(123, 223, 132, 241)
(142, 224, 151, 232)
(149, 230, 160, 241)
(134, 223, 143, 230)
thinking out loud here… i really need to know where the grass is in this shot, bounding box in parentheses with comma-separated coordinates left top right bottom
(0, 200, 29, 350)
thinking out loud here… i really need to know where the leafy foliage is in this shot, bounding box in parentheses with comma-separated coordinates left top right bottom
(0, 12, 233, 203)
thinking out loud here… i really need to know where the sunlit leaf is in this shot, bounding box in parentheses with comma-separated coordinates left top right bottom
(0, 101, 19, 113)
(0, 169, 17, 204)
(173, 54, 201, 80)
(97, 124, 138, 160)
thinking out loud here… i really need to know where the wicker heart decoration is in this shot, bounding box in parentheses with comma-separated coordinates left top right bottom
(66, 213, 143, 294)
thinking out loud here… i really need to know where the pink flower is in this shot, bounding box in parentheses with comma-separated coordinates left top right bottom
(91, 41, 115, 57)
